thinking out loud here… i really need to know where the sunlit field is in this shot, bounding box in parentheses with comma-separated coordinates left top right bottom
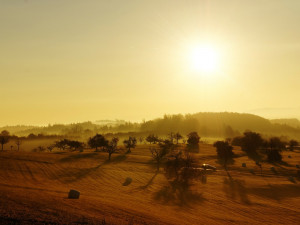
(0, 140, 299, 224)
(1, 1, 300, 224)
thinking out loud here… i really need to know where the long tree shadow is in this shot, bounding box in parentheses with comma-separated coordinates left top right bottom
(247, 184, 300, 201)
(272, 160, 293, 168)
(154, 179, 206, 207)
(59, 152, 99, 162)
(57, 154, 127, 183)
(56, 164, 102, 183)
(103, 154, 127, 164)
(246, 151, 262, 162)
(140, 171, 158, 189)
(223, 177, 251, 204)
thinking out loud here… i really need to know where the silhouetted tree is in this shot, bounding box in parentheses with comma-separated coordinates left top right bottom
(164, 149, 184, 179)
(158, 139, 175, 154)
(150, 147, 165, 171)
(88, 134, 108, 151)
(123, 136, 137, 153)
(146, 134, 159, 144)
(231, 136, 243, 146)
(174, 132, 183, 144)
(240, 131, 263, 153)
(54, 139, 69, 150)
(263, 137, 285, 162)
(47, 145, 55, 152)
(213, 141, 234, 170)
(0, 130, 10, 151)
(186, 132, 200, 151)
(68, 140, 84, 151)
(36, 146, 46, 152)
(15, 138, 22, 151)
(107, 137, 119, 160)
(266, 149, 282, 162)
(268, 137, 286, 151)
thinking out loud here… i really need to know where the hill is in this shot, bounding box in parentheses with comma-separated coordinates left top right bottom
(1, 112, 300, 139)
(270, 118, 300, 128)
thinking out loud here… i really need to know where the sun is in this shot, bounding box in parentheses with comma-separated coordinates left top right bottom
(188, 44, 220, 73)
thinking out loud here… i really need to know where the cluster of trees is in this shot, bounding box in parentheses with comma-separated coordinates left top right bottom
(231, 131, 299, 162)
(0, 130, 23, 151)
(147, 132, 200, 171)
(87, 134, 137, 160)
(7, 131, 199, 161)
(212, 131, 299, 173)
(54, 139, 85, 151)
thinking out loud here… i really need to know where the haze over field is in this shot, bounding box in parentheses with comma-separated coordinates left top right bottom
(1, 2, 300, 224)
(1, 0, 300, 125)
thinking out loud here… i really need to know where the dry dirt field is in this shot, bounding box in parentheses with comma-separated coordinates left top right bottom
(0, 143, 299, 224)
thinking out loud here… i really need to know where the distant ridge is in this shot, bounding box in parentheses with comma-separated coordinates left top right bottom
(270, 118, 300, 128)
(1, 112, 300, 139)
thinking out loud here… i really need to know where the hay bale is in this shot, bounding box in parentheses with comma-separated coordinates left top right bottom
(242, 163, 246, 167)
(123, 177, 132, 186)
(68, 189, 80, 199)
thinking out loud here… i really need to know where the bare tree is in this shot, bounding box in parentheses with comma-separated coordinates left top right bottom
(150, 147, 167, 171)
(15, 138, 22, 151)
(146, 134, 159, 144)
(107, 137, 119, 160)
(47, 145, 55, 152)
(123, 136, 137, 153)
(174, 132, 183, 144)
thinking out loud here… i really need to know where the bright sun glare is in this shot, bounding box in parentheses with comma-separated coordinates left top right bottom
(189, 44, 220, 73)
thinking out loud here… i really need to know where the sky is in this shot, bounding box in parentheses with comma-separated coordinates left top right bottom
(1, 0, 300, 126)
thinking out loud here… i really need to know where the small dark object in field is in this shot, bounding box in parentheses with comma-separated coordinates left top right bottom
(242, 163, 246, 167)
(270, 167, 276, 172)
(296, 165, 300, 169)
(249, 169, 255, 174)
(288, 155, 292, 158)
(297, 170, 300, 178)
(123, 177, 132, 186)
(68, 189, 80, 199)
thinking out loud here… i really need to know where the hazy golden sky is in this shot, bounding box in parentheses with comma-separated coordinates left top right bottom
(1, 0, 300, 125)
